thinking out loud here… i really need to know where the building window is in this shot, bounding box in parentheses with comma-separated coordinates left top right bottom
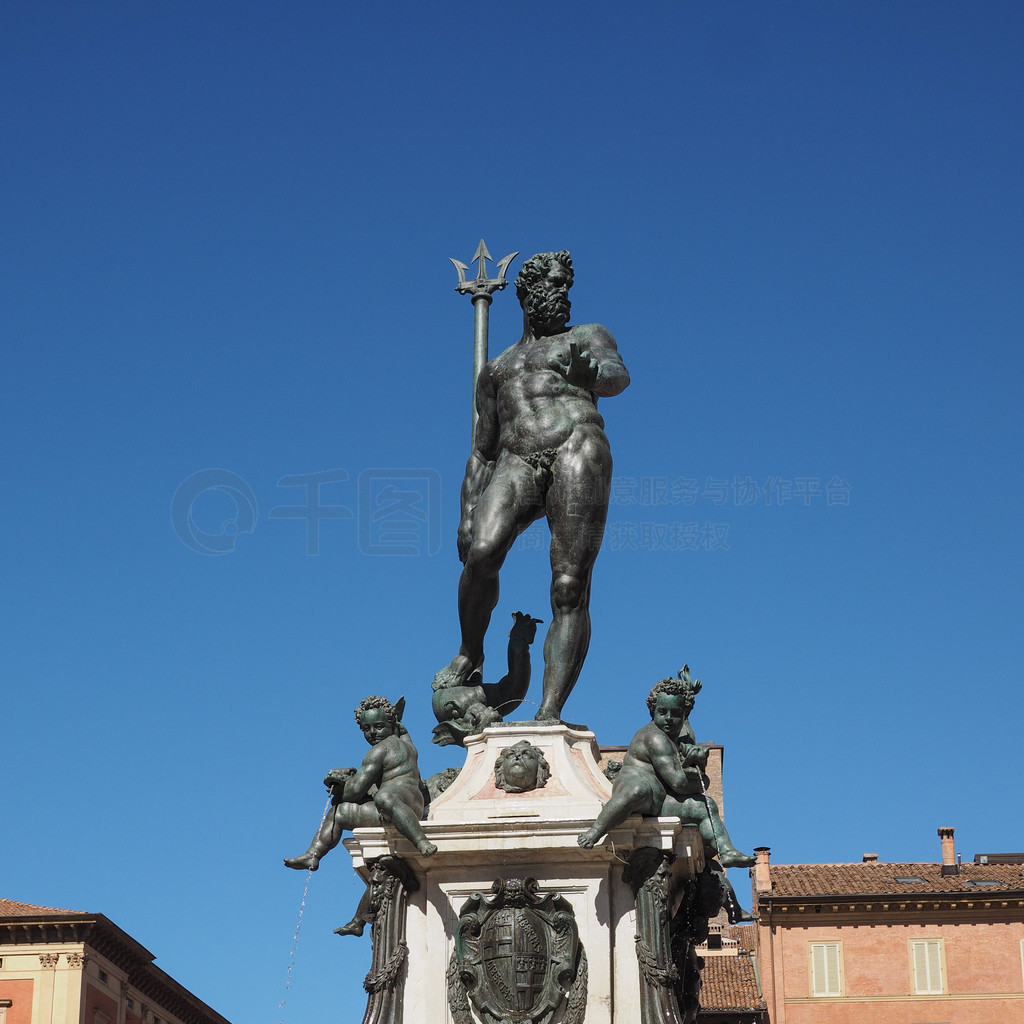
(911, 939, 945, 995)
(810, 942, 843, 996)
(99, 970, 108, 984)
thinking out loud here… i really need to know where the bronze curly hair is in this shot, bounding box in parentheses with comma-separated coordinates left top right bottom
(354, 695, 397, 727)
(514, 250, 574, 305)
(645, 668, 701, 716)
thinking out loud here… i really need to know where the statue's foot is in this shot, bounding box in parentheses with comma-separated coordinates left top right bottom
(333, 920, 365, 937)
(727, 903, 757, 924)
(432, 654, 477, 691)
(417, 839, 438, 857)
(283, 853, 319, 871)
(577, 828, 601, 849)
(718, 847, 756, 869)
(534, 705, 561, 723)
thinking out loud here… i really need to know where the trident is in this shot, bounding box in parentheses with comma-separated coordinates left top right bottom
(450, 239, 518, 445)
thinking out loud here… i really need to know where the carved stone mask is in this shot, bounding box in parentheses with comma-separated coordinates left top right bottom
(494, 740, 550, 793)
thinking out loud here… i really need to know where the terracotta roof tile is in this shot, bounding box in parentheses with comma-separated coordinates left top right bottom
(764, 861, 1024, 898)
(726, 922, 758, 954)
(0, 898, 85, 917)
(699, 954, 765, 1012)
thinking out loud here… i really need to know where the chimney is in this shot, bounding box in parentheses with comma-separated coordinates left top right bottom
(753, 846, 772, 892)
(938, 827, 958, 875)
(862, 852, 878, 863)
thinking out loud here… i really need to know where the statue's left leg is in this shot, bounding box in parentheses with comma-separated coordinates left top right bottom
(374, 786, 437, 857)
(334, 883, 373, 936)
(691, 795, 755, 869)
(537, 432, 612, 722)
(722, 874, 756, 924)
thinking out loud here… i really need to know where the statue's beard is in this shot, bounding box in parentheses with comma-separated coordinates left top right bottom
(527, 287, 571, 335)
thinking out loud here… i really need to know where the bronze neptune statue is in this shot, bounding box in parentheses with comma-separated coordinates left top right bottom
(435, 251, 630, 724)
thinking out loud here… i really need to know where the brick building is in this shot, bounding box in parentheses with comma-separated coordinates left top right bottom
(750, 828, 1024, 1023)
(697, 922, 768, 1024)
(0, 899, 232, 1024)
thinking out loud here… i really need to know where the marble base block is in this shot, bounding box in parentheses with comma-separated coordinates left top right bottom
(344, 722, 703, 1024)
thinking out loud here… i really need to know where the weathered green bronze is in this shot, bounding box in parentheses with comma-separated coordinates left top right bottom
(578, 668, 753, 868)
(448, 877, 586, 1024)
(284, 696, 437, 869)
(431, 610, 541, 746)
(436, 250, 630, 725)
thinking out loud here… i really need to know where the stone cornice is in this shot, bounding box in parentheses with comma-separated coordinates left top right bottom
(756, 891, 1024, 923)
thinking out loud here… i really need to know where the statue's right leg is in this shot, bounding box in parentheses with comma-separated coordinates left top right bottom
(283, 804, 347, 871)
(578, 778, 651, 848)
(442, 461, 538, 686)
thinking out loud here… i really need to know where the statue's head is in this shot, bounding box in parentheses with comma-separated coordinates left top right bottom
(646, 667, 701, 738)
(515, 250, 573, 336)
(355, 695, 402, 744)
(494, 739, 550, 793)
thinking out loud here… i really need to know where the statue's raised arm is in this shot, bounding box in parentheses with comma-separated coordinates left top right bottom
(551, 327, 629, 398)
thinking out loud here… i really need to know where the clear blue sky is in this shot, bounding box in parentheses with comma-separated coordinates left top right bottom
(3, 3, 1022, 1022)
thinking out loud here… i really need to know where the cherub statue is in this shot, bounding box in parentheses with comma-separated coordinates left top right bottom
(284, 695, 437, 870)
(578, 669, 754, 869)
(431, 611, 541, 746)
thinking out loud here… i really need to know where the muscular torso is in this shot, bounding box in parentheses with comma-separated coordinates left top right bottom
(487, 324, 610, 456)
(619, 722, 704, 808)
(376, 734, 422, 789)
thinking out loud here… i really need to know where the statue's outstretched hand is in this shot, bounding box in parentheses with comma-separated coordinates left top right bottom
(552, 341, 600, 389)
(681, 744, 710, 769)
(508, 611, 543, 645)
(324, 767, 356, 788)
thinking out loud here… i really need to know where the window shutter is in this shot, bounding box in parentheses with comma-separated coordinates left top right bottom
(912, 940, 943, 994)
(811, 942, 841, 996)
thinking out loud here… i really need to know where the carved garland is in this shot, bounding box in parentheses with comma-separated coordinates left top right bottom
(634, 934, 679, 987)
(446, 949, 474, 1024)
(363, 940, 408, 994)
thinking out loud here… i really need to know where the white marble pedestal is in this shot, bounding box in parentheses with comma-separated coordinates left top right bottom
(343, 722, 703, 1024)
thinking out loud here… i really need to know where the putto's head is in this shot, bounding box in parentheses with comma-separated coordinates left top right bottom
(515, 250, 574, 336)
(354, 695, 400, 743)
(646, 667, 702, 718)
